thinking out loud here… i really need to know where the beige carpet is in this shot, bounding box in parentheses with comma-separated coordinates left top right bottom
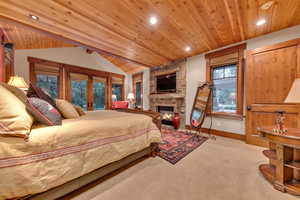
(61, 136, 297, 200)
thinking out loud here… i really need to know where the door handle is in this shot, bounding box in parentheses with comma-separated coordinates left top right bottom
(247, 106, 251, 111)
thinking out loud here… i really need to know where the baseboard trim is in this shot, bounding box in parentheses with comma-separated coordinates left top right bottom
(185, 125, 245, 141)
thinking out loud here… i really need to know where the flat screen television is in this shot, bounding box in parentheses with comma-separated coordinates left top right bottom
(156, 72, 176, 93)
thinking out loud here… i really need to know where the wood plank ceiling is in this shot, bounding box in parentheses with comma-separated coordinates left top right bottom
(0, 0, 300, 68)
(0, 22, 74, 49)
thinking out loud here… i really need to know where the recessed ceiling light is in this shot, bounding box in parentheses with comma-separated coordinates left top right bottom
(149, 16, 157, 25)
(256, 19, 266, 26)
(185, 46, 191, 52)
(260, 1, 275, 10)
(29, 14, 39, 21)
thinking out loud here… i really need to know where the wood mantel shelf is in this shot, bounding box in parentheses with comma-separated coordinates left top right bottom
(149, 93, 185, 99)
(258, 127, 300, 196)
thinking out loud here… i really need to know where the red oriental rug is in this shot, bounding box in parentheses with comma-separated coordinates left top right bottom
(158, 127, 208, 164)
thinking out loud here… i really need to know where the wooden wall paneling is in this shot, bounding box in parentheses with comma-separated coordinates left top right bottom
(246, 39, 300, 147)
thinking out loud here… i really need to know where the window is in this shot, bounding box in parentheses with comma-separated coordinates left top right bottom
(93, 77, 106, 110)
(135, 81, 142, 107)
(112, 76, 124, 102)
(112, 84, 122, 101)
(132, 72, 143, 109)
(28, 57, 125, 110)
(29, 58, 63, 98)
(212, 64, 237, 113)
(36, 74, 59, 98)
(70, 73, 88, 110)
(205, 44, 245, 119)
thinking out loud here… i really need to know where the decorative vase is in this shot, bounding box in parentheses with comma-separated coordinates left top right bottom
(172, 113, 180, 129)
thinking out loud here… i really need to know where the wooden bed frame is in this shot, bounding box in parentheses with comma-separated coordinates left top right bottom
(18, 143, 158, 200)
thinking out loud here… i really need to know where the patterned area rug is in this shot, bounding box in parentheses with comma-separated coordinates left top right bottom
(158, 127, 208, 164)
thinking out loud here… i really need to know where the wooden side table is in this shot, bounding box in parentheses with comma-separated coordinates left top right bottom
(258, 127, 300, 196)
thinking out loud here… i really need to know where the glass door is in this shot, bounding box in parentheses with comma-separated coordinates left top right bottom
(92, 76, 107, 110)
(70, 73, 88, 110)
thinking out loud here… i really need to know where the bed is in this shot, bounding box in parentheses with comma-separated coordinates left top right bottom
(0, 110, 162, 199)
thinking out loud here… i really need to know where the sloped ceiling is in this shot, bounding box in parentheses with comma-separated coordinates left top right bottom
(0, 22, 74, 49)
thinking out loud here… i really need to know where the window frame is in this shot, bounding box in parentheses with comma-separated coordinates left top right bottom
(28, 57, 64, 99)
(205, 44, 245, 120)
(132, 72, 143, 109)
(28, 57, 125, 110)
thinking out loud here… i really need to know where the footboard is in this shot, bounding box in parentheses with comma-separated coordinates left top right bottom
(115, 109, 161, 130)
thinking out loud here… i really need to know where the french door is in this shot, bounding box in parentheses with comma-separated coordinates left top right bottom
(246, 39, 300, 147)
(68, 71, 107, 111)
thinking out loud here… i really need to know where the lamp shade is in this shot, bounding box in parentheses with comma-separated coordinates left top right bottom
(127, 92, 135, 100)
(112, 94, 117, 102)
(285, 78, 300, 103)
(7, 76, 28, 89)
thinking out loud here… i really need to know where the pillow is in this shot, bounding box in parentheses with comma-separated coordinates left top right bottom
(27, 97, 62, 126)
(112, 101, 129, 109)
(0, 82, 27, 103)
(27, 83, 59, 110)
(0, 85, 34, 138)
(73, 105, 86, 116)
(55, 99, 80, 119)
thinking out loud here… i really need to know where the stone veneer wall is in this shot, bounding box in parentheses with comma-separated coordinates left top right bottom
(149, 59, 187, 128)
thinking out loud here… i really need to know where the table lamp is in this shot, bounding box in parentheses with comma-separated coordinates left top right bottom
(274, 78, 300, 133)
(7, 76, 28, 92)
(112, 94, 117, 102)
(127, 92, 135, 109)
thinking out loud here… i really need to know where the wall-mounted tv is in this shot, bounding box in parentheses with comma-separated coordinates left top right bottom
(156, 72, 176, 93)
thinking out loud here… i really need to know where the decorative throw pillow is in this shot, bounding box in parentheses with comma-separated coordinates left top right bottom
(27, 97, 62, 126)
(55, 99, 80, 119)
(27, 83, 59, 110)
(0, 85, 34, 138)
(73, 105, 86, 116)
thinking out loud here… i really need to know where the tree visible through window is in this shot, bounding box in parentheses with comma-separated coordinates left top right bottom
(36, 74, 58, 98)
(212, 64, 237, 113)
(112, 84, 122, 101)
(135, 82, 142, 107)
(71, 80, 87, 110)
(93, 81, 106, 110)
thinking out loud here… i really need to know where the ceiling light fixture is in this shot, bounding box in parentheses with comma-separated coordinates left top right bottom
(149, 16, 158, 25)
(256, 19, 266, 26)
(29, 14, 39, 21)
(260, 1, 275, 10)
(185, 46, 191, 52)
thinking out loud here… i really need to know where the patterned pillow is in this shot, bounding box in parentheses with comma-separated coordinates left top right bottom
(26, 97, 62, 126)
(27, 83, 59, 111)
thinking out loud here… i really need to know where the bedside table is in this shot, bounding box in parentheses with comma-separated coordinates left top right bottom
(258, 127, 300, 196)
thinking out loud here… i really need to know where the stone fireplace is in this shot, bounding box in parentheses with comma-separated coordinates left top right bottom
(149, 59, 186, 128)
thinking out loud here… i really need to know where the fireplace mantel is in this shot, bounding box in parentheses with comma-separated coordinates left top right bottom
(150, 93, 185, 99)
